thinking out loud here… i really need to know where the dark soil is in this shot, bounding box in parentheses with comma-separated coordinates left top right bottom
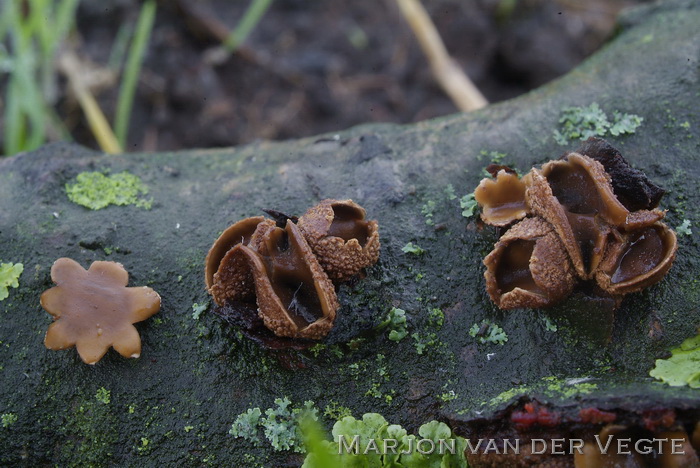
(63, 0, 650, 152)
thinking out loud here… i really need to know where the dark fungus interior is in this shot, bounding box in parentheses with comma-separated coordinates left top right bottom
(611, 226, 665, 284)
(262, 225, 324, 328)
(328, 203, 369, 245)
(547, 163, 602, 215)
(496, 239, 542, 295)
(564, 212, 605, 273)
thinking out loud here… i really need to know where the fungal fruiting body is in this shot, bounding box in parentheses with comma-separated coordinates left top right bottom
(41, 258, 161, 364)
(475, 138, 677, 309)
(206, 199, 379, 339)
(297, 199, 380, 282)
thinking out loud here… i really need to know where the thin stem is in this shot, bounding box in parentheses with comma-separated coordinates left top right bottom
(224, 0, 273, 52)
(114, 0, 156, 149)
(395, 0, 488, 112)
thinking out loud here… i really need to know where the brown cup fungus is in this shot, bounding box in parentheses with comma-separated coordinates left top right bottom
(205, 199, 379, 340)
(475, 138, 677, 310)
(297, 199, 380, 282)
(475, 169, 530, 227)
(484, 217, 575, 309)
(41, 258, 161, 364)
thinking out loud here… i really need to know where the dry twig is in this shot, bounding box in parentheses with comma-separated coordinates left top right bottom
(58, 51, 122, 154)
(395, 0, 488, 112)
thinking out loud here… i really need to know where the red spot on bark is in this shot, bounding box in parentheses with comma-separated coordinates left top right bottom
(511, 402, 560, 429)
(642, 408, 676, 432)
(579, 407, 617, 424)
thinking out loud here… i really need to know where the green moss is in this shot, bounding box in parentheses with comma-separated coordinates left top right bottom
(650, 332, 700, 388)
(65, 171, 152, 210)
(1, 413, 17, 428)
(59, 396, 118, 467)
(95, 387, 111, 405)
(486, 376, 598, 408)
(542, 376, 597, 398)
(323, 401, 352, 421)
(0, 262, 23, 301)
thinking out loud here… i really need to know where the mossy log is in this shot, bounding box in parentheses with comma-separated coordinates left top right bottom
(1, 1, 699, 465)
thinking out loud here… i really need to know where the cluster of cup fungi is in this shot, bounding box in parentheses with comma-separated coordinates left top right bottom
(475, 138, 677, 310)
(205, 199, 380, 340)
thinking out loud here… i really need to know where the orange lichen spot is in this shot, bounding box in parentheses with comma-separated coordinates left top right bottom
(41, 258, 161, 365)
(297, 199, 380, 282)
(474, 169, 530, 227)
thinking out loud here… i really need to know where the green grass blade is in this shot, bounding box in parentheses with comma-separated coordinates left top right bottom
(114, 0, 156, 149)
(54, 0, 80, 46)
(108, 22, 134, 70)
(224, 0, 273, 52)
(3, 78, 24, 155)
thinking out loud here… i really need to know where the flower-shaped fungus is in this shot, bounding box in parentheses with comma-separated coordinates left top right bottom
(474, 138, 677, 310)
(297, 199, 380, 282)
(484, 217, 575, 309)
(41, 258, 161, 364)
(212, 220, 338, 339)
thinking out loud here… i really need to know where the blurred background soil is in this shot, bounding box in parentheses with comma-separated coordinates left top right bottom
(3, 0, 653, 154)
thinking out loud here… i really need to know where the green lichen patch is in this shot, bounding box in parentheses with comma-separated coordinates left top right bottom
(401, 242, 424, 255)
(676, 219, 692, 236)
(0, 262, 22, 301)
(459, 193, 478, 218)
(650, 332, 700, 388)
(229, 398, 318, 453)
(485, 376, 598, 408)
(469, 320, 508, 345)
(65, 171, 152, 210)
(553, 103, 643, 145)
(376, 307, 408, 342)
(301, 413, 468, 468)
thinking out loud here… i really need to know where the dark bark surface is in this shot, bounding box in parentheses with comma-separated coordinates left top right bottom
(1, 1, 699, 465)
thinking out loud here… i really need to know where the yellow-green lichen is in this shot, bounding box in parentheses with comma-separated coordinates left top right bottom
(0, 262, 22, 301)
(65, 171, 152, 210)
(650, 332, 700, 388)
(485, 376, 598, 408)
